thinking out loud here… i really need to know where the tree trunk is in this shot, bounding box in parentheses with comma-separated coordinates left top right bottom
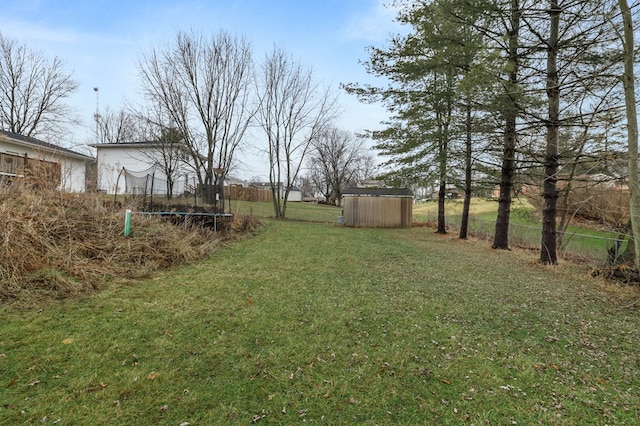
(437, 179, 447, 234)
(618, 0, 640, 276)
(436, 124, 448, 234)
(460, 101, 473, 240)
(540, 0, 560, 265)
(493, 0, 520, 250)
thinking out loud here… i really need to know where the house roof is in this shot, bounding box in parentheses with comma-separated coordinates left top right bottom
(0, 130, 94, 161)
(90, 140, 206, 162)
(89, 141, 163, 149)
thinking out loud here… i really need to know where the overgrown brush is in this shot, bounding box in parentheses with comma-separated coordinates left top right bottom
(0, 180, 259, 305)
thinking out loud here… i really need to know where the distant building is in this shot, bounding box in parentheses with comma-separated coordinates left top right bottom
(252, 182, 302, 202)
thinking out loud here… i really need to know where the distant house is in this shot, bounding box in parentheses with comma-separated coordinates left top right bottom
(0, 130, 93, 192)
(90, 141, 195, 196)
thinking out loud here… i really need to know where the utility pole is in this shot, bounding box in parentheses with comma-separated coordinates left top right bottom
(93, 87, 101, 142)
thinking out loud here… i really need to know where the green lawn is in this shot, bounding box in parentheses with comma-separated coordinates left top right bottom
(2, 219, 640, 424)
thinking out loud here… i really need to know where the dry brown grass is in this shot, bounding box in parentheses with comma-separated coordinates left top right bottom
(0, 179, 260, 305)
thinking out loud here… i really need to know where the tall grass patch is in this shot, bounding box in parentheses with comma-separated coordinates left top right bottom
(0, 181, 250, 305)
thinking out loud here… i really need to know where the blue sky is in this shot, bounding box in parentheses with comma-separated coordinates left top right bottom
(0, 0, 401, 178)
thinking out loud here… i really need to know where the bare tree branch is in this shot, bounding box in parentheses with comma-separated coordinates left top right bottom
(0, 33, 78, 139)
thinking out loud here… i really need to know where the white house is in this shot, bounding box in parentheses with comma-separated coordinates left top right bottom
(92, 141, 268, 200)
(91, 141, 196, 196)
(0, 130, 92, 192)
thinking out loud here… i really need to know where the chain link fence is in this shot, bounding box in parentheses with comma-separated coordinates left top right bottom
(420, 212, 624, 265)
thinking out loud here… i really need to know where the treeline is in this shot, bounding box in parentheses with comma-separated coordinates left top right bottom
(344, 0, 635, 265)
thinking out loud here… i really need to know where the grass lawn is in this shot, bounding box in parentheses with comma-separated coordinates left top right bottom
(413, 198, 621, 262)
(2, 219, 640, 424)
(231, 200, 343, 223)
(412, 198, 533, 224)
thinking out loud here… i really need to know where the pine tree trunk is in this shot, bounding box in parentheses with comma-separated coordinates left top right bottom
(460, 102, 472, 240)
(618, 0, 640, 276)
(437, 179, 447, 234)
(436, 125, 448, 234)
(540, 0, 560, 265)
(493, 0, 520, 250)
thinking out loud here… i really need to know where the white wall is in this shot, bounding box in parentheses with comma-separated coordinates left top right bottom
(60, 157, 87, 192)
(286, 190, 302, 202)
(0, 139, 88, 192)
(96, 145, 194, 196)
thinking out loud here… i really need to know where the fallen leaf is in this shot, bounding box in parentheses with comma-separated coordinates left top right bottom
(147, 371, 160, 380)
(86, 383, 108, 392)
(159, 404, 168, 411)
(28, 380, 41, 386)
(61, 338, 73, 345)
(7, 376, 18, 387)
(441, 379, 451, 385)
(251, 410, 269, 423)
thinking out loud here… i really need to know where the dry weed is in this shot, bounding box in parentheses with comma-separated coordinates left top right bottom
(0, 179, 256, 304)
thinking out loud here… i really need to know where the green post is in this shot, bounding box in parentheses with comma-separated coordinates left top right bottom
(124, 209, 132, 237)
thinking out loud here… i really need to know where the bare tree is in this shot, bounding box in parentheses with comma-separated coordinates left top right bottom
(306, 127, 376, 206)
(94, 107, 139, 144)
(138, 30, 255, 190)
(0, 33, 78, 138)
(256, 47, 338, 218)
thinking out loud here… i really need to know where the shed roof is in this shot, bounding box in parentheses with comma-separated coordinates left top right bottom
(343, 187, 413, 197)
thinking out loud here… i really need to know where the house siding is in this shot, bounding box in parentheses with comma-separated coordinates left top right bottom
(0, 135, 89, 192)
(94, 144, 193, 196)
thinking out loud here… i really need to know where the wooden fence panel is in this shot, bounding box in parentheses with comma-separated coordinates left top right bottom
(226, 185, 273, 202)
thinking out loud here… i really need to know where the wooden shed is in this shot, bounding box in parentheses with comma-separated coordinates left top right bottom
(342, 188, 413, 228)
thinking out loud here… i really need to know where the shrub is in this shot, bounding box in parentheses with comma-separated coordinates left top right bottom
(523, 179, 628, 229)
